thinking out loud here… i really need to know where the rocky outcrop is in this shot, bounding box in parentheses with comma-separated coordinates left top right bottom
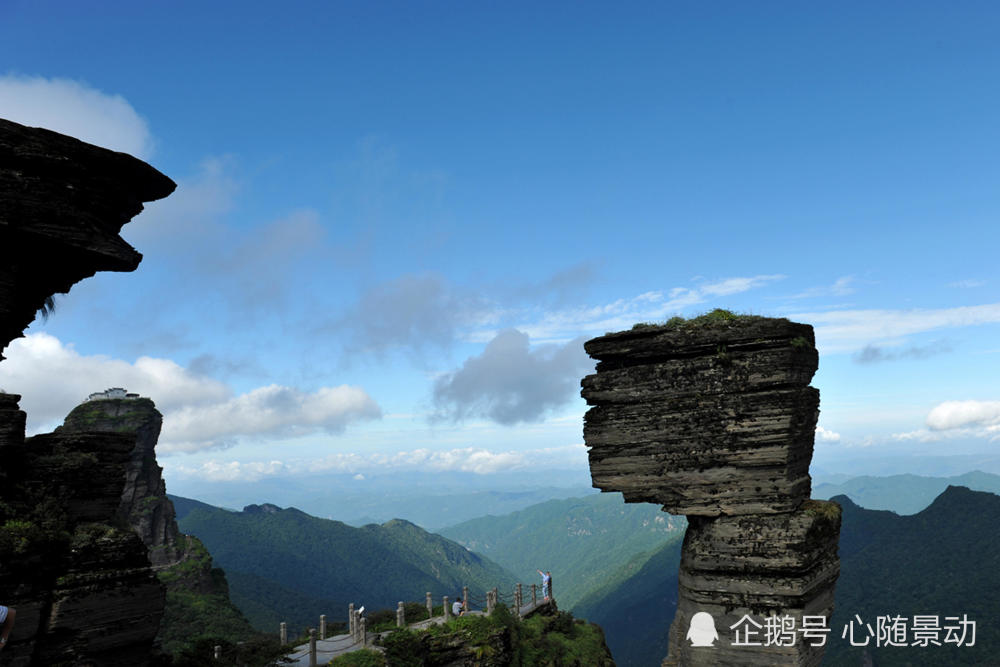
(0, 118, 175, 665)
(581, 312, 841, 666)
(0, 117, 175, 359)
(59, 396, 184, 567)
(0, 393, 165, 667)
(57, 394, 257, 653)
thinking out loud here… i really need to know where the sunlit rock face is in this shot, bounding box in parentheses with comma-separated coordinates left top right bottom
(583, 317, 818, 516)
(0, 119, 174, 666)
(581, 314, 841, 667)
(0, 117, 174, 359)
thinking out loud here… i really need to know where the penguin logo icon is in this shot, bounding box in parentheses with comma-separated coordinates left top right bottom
(686, 611, 719, 647)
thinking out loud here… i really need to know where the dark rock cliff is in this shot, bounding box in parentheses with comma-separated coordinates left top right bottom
(57, 395, 256, 653)
(0, 393, 165, 667)
(0, 117, 175, 360)
(581, 313, 841, 667)
(0, 118, 175, 666)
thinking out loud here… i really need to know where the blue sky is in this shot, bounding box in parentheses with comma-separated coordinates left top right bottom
(1, 2, 998, 493)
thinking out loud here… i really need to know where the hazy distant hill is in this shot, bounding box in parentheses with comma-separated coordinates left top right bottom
(174, 499, 518, 633)
(167, 470, 595, 531)
(813, 470, 1000, 515)
(566, 485, 1000, 666)
(439, 492, 686, 610)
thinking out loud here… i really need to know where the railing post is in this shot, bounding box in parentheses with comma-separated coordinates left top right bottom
(532, 583, 537, 606)
(309, 629, 317, 667)
(320, 614, 326, 640)
(444, 595, 451, 621)
(426, 591, 433, 619)
(349, 603, 355, 638)
(487, 589, 495, 615)
(516, 583, 523, 615)
(463, 585, 469, 612)
(397, 601, 405, 627)
(360, 616, 367, 647)
(279, 621, 287, 645)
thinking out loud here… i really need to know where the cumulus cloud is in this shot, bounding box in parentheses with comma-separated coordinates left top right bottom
(0, 75, 154, 159)
(174, 444, 589, 482)
(0, 333, 229, 428)
(816, 425, 841, 442)
(852, 339, 953, 364)
(0, 333, 380, 451)
(433, 329, 592, 425)
(926, 400, 1000, 431)
(792, 303, 1000, 354)
(162, 384, 381, 453)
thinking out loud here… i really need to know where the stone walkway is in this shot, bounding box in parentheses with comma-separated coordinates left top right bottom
(287, 600, 552, 665)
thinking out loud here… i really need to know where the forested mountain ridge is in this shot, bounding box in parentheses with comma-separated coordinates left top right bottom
(439, 491, 685, 610)
(175, 498, 519, 633)
(559, 485, 1000, 666)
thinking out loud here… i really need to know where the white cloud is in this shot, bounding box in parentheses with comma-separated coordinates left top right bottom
(0, 75, 154, 159)
(487, 274, 786, 344)
(791, 303, 1000, 354)
(816, 425, 841, 442)
(926, 400, 1000, 431)
(433, 329, 592, 425)
(0, 333, 381, 452)
(0, 333, 229, 429)
(174, 444, 589, 482)
(162, 384, 381, 453)
(948, 279, 985, 289)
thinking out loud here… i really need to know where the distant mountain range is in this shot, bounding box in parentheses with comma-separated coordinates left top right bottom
(439, 492, 686, 611)
(813, 469, 1000, 514)
(569, 485, 1000, 666)
(170, 496, 518, 634)
(167, 469, 596, 531)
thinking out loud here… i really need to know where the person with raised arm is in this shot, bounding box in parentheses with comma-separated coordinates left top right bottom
(537, 570, 552, 601)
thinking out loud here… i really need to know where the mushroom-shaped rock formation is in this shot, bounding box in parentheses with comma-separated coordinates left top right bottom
(581, 312, 841, 667)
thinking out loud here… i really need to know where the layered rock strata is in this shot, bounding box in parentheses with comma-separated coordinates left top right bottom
(0, 117, 175, 358)
(581, 314, 841, 667)
(0, 118, 175, 665)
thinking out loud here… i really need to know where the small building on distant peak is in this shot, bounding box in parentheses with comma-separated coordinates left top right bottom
(85, 387, 140, 402)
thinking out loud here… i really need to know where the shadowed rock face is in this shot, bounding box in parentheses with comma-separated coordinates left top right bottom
(0, 119, 175, 666)
(58, 397, 185, 567)
(0, 117, 175, 359)
(581, 315, 841, 667)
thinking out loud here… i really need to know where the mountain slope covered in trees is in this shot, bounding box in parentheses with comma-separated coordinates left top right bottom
(175, 500, 518, 634)
(568, 485, 1000, 666)
(439, 492, 686, 610)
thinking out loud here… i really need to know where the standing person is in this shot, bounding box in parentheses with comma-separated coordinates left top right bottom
(0, 604, 15, 651)
(537, 570, 552, 601)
